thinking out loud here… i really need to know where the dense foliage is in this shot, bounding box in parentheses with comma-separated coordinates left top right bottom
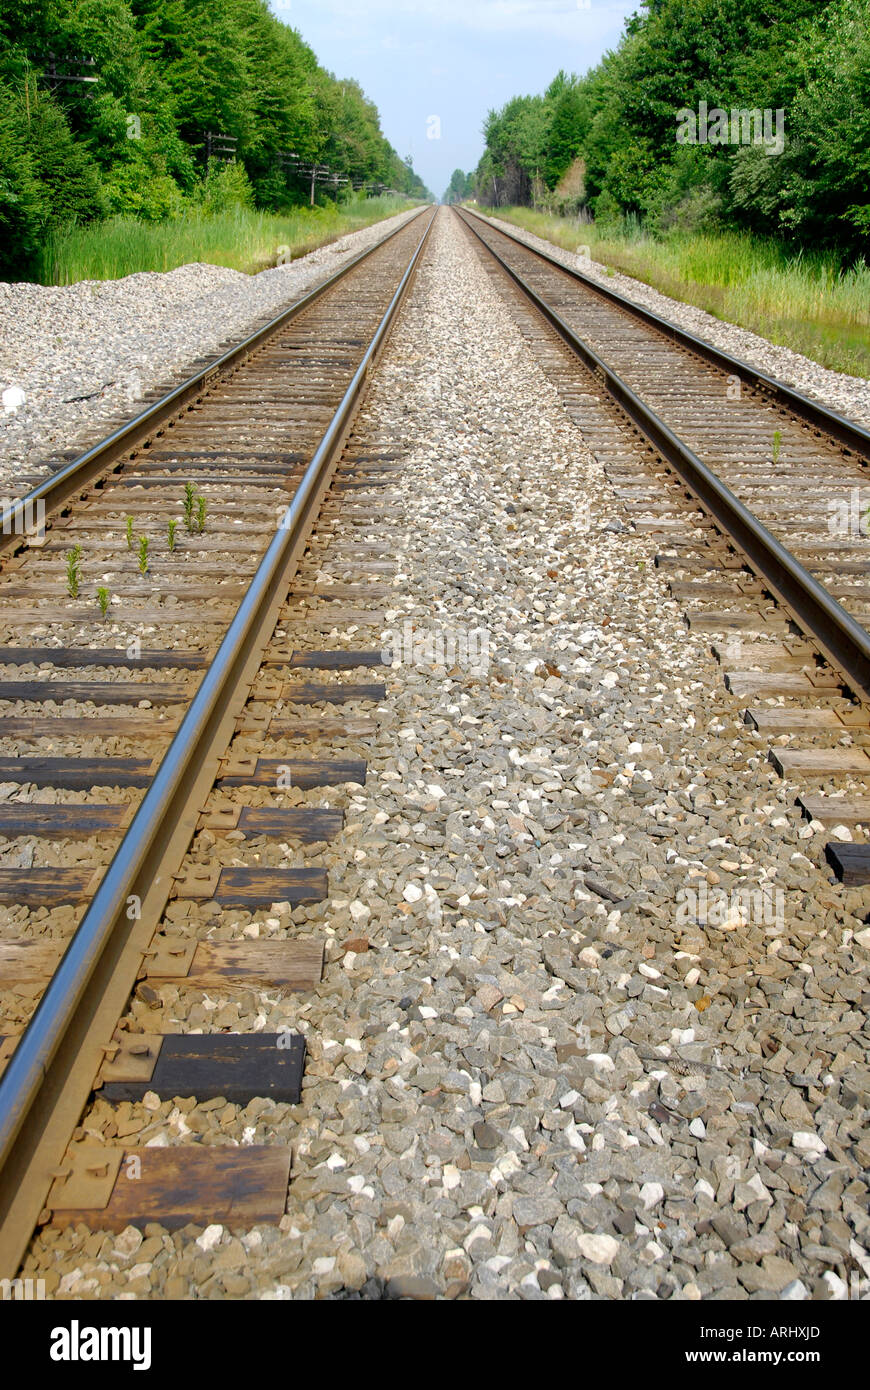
(462, 0, 869, 255)
(0, 0, 428, 276)
(443, 168, 472, 204)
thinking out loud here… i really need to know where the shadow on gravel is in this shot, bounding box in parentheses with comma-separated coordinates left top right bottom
(326, 1277, 441, 1301)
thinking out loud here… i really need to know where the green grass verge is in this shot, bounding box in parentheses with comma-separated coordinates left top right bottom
(37, 195, 421, 285)
(478, 206, 870, 380)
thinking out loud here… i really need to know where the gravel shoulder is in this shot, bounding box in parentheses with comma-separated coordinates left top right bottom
(21, 208, 868, 1302)
(0, 206, 424, 499)
(478, 210, 870, 430)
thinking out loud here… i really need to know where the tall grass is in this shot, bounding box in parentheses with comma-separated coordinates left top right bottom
(37, 195, 420, 285)
(483, 206, 870, 380)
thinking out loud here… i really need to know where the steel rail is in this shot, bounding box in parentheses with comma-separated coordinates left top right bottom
(457, 207, 870, 702)
(0, 206, 437, 1276)
(0, 204, 430, 555)
(459, 207, 870, 462)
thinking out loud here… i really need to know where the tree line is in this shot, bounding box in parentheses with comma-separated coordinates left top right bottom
(0, 0, 430, 276)
(450, 0, 869, 255)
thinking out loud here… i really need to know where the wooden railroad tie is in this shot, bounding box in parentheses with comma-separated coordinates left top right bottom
(198, 804, 343, 842)
(0, 582, 250, 601)
(0, 803, 344, 844)
(98, 1030, 306, 1106)
(0, 679, 190, 705)
(768, 747, 870, 778)
(0, 606, 235, 626)
(48, 1144, 292, 1230)
(0, 937, 323, 991)
(0, 755, 362, 790)
(0, 714, 181, 740)
(799, 794, 870, 828)
(215, 755, 366, 787)
(276, 681, 386, 704)
(279, 649, 387, 669)
(0, 756, 159, 788)
(726, 671, 843, 698)
(0, 803, 132, 840)
(0, 646, 209, 669)
(745, 708, 867, 735)
(685, 609, 787, 635)
(172, 864, 329, 906)
(279, 608, 385, 628)
(824, 842, 870, 887)
(0, 868, 103, 907)
(235, 714, 377, 739)
(142, 937, 323, 991)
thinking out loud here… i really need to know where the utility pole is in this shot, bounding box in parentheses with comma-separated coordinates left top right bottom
(42, 53, 99, 98)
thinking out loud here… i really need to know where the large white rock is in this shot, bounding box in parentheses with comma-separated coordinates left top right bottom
(639, 1181, 664, 1210)
(196, 1223, 224, 1252)
(575, 1232, 620, 1265)
(792, 1131, 827, 1158)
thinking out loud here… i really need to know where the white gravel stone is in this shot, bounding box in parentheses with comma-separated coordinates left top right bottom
(575, 1233, 620, 1265)
(780, 1279, 810, 1301)
(195, 1224, 223, 1253)
(792, 1131, 827, 1158)
(639, 1181, 664, 1210)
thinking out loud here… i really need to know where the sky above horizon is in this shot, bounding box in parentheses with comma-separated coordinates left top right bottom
(268, 1, 637, 199)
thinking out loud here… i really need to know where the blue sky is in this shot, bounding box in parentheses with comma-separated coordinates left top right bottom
(268, 2, 637, 199)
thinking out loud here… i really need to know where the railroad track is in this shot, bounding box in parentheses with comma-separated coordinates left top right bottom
(0, 205, 435, 1275)
(0, 201, 865, 1296)
(456, 207, 870, 889)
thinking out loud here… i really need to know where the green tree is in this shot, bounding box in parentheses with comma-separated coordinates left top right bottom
(443, 168, 470, 203)
(0, 0, 428, 270)
(0, 75, 103, 274)
(470, 0, 867, 251)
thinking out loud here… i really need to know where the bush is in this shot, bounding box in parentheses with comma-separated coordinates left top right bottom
(591, 189, 622, 228)
(653, 186, 723, 236)
(102, 160, 186, 220)
(197, 159, 255, 214)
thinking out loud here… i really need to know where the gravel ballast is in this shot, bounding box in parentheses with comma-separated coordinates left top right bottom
(20, 208, 868, 1301)
(0, 207, 423, 499)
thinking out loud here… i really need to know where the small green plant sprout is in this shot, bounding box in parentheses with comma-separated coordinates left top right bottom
(183, 482, 197, 533)
(168, 518, 179, 552)
(772, 429, 783, 464)
(138, 534, 149, 575)
(195, 494, 206, 534)
(97, 586, 110, 618)
(125, 515, 134, 549)
(65, 545, 82, 599)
